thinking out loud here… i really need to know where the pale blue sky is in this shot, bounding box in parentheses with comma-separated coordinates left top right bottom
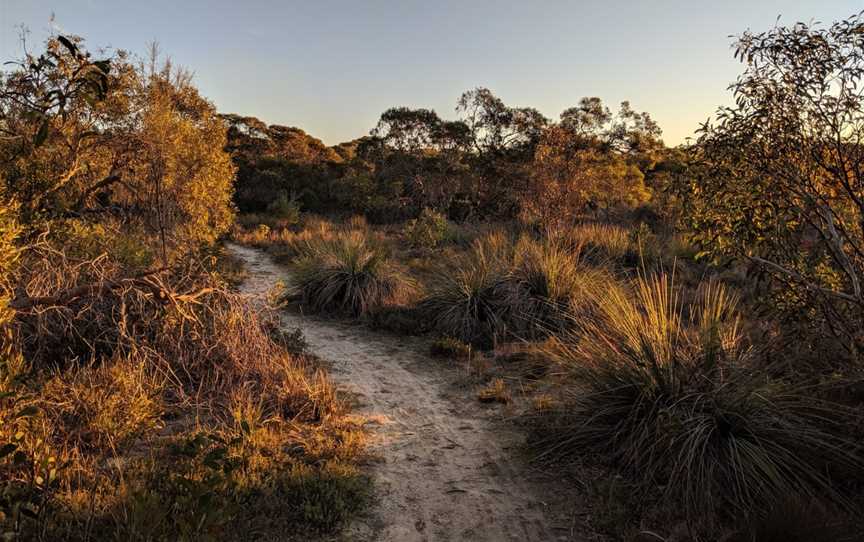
(2, 1, 861, 145)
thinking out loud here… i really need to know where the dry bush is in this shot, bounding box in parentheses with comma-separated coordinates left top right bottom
(0, 244, 367, 540)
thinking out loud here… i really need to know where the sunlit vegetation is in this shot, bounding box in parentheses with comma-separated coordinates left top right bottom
(288, 229, 413, 317)
(6, 8, 864, 541)
(0, 36, 367, 540)
(228, 12, 864, 539)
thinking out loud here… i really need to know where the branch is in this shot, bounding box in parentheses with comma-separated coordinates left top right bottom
(9, 267, 167, 310)
(73, 173, 121, 211)
(748, 256, 861, 305)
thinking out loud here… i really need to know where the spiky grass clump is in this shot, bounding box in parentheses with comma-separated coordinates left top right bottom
(503, 237, 611, 338)
(534, 274, 864, 526)
(291, 231, 409, 317)
(568, 223, 633, 263)
(419, 232, 513, 347)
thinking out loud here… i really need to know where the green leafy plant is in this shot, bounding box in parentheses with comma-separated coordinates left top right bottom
(404, 208, 449, 249)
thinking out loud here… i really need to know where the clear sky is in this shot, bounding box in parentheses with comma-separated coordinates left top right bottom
(1, 1, 861, 146)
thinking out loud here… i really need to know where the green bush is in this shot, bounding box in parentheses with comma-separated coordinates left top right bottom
(266, 192, 302, 225)
(503, 237, 609, 339)
(404, 208, 448, 249)
(419, 233, 512, 348)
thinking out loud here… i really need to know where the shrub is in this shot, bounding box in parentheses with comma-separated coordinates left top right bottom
(503, 237, 610, 338)
(266, 192, 302, 226)
(420, 232, 512, 347)
(532, 274, 864, 527)
(403, 208, 448, 249)
(290, 231, 410, 317)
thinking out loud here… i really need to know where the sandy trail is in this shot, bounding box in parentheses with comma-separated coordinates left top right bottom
(228, 243, 567, 542)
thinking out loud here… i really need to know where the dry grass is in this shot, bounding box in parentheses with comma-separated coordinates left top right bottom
(288, 230, 413, 317)
(0, 241, 369, 540)
(567, 223, 633, 263)
(477, 378, 511, 404)
(531, 273, 864, 529)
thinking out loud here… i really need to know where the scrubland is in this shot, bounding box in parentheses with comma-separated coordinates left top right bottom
(5, 12, 864, 542)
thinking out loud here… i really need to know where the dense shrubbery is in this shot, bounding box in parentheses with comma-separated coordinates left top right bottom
(403, 208, 449, 249)
(224, 87, 666, 226)
(0, 36, 367, 540)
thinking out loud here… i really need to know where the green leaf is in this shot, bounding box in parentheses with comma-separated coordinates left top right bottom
(33, 120, 49, 148)
(15, 406, 39, 419)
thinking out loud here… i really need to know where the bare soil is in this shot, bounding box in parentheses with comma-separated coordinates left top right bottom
(228, 243, 581, 542)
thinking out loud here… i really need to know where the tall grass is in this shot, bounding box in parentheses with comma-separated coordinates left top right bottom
(290, 230, 410, 317)
(568, 223, 633, 262)
(504, 237, 611, 338)
(419, 232, 513, 347)
(533, 273, 864, 525)
(3, 248, 368, 539)
(422, 232, 613, 346)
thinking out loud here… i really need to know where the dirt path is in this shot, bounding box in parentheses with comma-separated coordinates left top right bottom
(228, 243, 571, 542)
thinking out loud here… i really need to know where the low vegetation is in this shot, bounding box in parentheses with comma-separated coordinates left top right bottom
(228, 13, 864, 538)
(288, 229, 412, 317)
(6, 8, 864, 541)
(532, 275, 863, 531)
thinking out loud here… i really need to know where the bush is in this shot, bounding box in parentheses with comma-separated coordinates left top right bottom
(403, 208, 448, 249)
(266, 192, 302, 226)
(363, 195, 415, 224)
(419, 232, 512, 348)
(532, 274, 864, 527)
(503, 237, 610, 338)
(2, 248, 367, 539)
(290, 231, 410, 317)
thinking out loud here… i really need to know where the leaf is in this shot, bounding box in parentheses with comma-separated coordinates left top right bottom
(15, 406, 39, 419)
(57, 36, 78, 57)
(33, 119, 49, 148)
